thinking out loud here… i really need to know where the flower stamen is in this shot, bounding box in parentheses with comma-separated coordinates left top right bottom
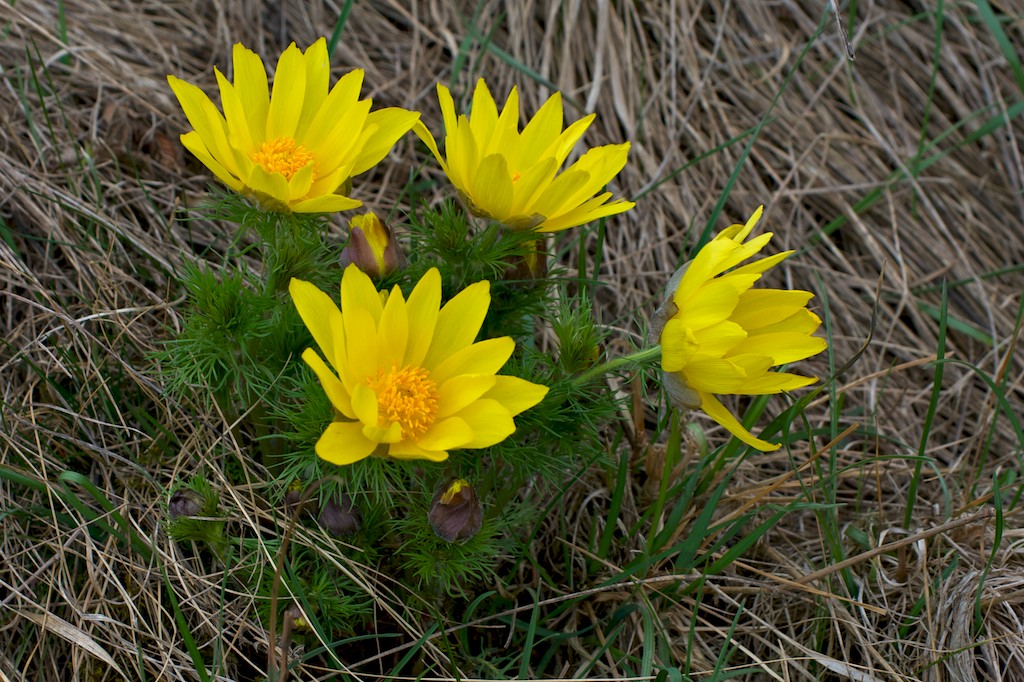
(249, 137, 315, 181)
(367, 364, 439, 439)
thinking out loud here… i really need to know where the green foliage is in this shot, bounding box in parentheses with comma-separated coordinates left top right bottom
(158, 184, 810, 678)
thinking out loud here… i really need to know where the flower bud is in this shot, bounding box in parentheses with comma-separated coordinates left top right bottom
(428, 479, 482, 542)
(283, 480, 305, 513)
(339, 212, 405, 278)
(318, 493, 361, 537)
(168, 489, 203, 519)
(504, 237, 548, 282)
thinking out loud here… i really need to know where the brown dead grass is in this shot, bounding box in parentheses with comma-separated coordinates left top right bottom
(2, 0, 1024, 680)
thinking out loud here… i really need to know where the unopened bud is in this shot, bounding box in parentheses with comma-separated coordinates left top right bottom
(318, 493, 361, 537)
(504, 238, 548, 282)
(168, 489, 203, 519)
(283, 480, 305, 513)
(428, 479, 483, 542)
(339, 212, 405, 278)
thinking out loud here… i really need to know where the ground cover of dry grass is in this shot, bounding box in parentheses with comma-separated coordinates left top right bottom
(2, 1, 1024, 680)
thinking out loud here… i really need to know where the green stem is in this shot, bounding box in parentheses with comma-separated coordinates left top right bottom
(572, 346, 662, 387)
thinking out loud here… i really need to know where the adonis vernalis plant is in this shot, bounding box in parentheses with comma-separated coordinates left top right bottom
(651, 206, 827, 451)
(414, 78, 634, 232)
(289, 265, 549, 464)
(168, 38, 419, 213)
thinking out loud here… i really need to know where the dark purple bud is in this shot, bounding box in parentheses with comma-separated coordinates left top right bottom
(428, 479, 483, 542)
(318, 493, 361, 537)
(168, 489, 203, 519)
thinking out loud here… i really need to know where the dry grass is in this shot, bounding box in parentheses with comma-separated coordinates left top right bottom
(2, 0, 1023, 680)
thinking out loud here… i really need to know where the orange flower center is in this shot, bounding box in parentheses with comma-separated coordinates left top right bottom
(367, 364, 439, 440)
(249, 137, 315, 181)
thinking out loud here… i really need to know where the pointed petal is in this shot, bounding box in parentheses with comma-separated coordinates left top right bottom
(350, 107, 420, 176)
(179, 132, 244, 191)
(699, 392, 779, 452)
(315, 421, 378, 464)
(291, 193, 362, 213)
(437, 375, 497, 419)
(404, 268, 441, 367)
(266, 42, 306, 139)
(377, 284, 409, 368)
(167, 76, 236, 172)
(289, 278, 341, 366)
(470, 154, 514, 221)
(231, 43, 270, 140)
(456, 399, 516, 448)
(431, 337, 514, 386)
(415, 416, 474, 450)
(295, 38, 329, 138)
(422, 280, 490, 368)
(301, 348, 354, 418)
(481, 375, 548, 415)
(387, 440, 450, 462)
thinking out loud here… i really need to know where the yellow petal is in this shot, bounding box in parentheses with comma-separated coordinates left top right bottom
(468, 79, 499, 143)
(520, 91, 564, 156)
(436, 82, 459, 154)
(167, 76, 236, 171)
(316, 421, 378, 464)
(376, 284, 409, 369)
(729, 250, 791, 277)
(431, 337, 514, 386)
(291, 193, 362, 213)
(699, 392, 779, 452)
(413, 119, 445, 170)
(436, 375, 497, 418)
(456, 399, 516, 448)
(350, 107, 420, 176)
(266, 42, 306, 139)
(732, 332, 827, 364)
(415, 416, 474, 451)
(289, 278, 341, 366)
(659, 318, 697, 373)
(404, 268, 441, 367)
(350, 383, 378, 428)
(246, 163, 292, 205)
(341, 263, 384, 326)
(481, 375, 548, 416)
(422, 280, 490, 368)
(301, 348, 354, 419)
(741, 371, 818, 395)
(731, 289, 814, 329)
(682, 356, 757, 393)
(547, 114, 595, 164)
(675, 276, 750, 330)
(304, 71, 367, 160)
(342, 305, 379, 386)
(231, 43, 270, 140)
(537, 195, 634, 233)
(470, 154, 514, 220)
(295, 38, 329, 139)
(287, 162, 315, 201)
(215, 69, 254, 152)
(387, 440, 450, 461)
(179, 132, 244, 191)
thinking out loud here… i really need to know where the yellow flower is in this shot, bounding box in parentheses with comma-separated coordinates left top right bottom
(414, 79, 634, 232)
(289, 266, 549, 464)
(168, 38, 419, 213)
(653, 206, 827, 451)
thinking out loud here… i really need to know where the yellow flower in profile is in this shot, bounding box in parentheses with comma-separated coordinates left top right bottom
(653, 206, 827, 451)
(289, 266, 549, 464)
(414, 79, 634, 232)
(168, 38, 419, 213)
